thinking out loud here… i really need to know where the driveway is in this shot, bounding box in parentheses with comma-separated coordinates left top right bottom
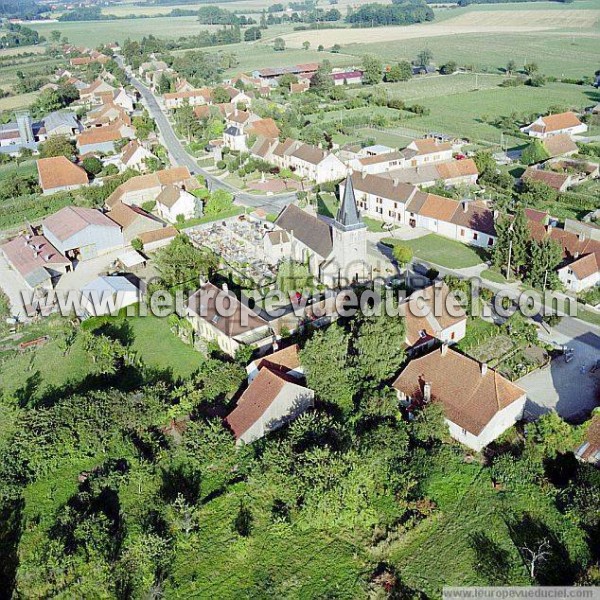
(0, 253, 29, 318)
(519, 321, 600, 422)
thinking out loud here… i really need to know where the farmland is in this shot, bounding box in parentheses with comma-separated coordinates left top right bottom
(32, 16, 221, 47)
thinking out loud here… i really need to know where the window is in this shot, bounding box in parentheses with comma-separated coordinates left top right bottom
(473, 233, 479, 241)
(389, 211, 395, 218)
(450, 331, 455, 340)
(460, 229, 465, 237)
(488, 238, 494, 247)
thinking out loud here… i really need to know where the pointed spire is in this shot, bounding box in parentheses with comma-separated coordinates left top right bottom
(335, 173, 365, 232)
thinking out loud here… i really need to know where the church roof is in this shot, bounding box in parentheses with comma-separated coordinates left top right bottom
(335, 174, 366, 232)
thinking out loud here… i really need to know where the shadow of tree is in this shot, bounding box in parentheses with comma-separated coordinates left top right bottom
(507, 513, 576, 585)
(469, 530, 513, 585)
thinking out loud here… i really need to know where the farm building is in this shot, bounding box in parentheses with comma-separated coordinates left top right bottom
(42, 206, 124, 261)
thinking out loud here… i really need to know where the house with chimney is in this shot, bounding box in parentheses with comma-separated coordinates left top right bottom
(37, 156, 89, 195)
(246, 343, 303, 383)
(76, 120, 134, 155)
(155, 184, 200, 223)
(271, 175, 370, 286)
(225, 361, 314, 446)
(339, 173, 496, 248)
(393, 345, 527, 452)
(106, 167, 199, 208)
(1, 229, 71, 294)
(251, 137, 346, 184)
(186, 282, 273, 357)
(521, 111, 587, 139)
(400, 284, 467, 354)
(79, 79, 117, 105)
(109, 139, 156, 173)
(528, 219, 600, 293)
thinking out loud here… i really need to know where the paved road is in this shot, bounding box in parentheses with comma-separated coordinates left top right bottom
(123, 63, 296, 214)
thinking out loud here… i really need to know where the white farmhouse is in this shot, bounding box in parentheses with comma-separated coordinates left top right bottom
(393, 345, 527, 452)
(155, 184, 200, 223)
(521, 111, 587, 139)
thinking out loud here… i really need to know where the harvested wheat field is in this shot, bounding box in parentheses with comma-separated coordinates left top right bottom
(278, 8, 600, 48)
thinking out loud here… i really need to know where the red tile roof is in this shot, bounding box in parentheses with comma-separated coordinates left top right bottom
(36, 156, 88, 192)
(225, 366, 302, 440)
(393, 347, 525, 436)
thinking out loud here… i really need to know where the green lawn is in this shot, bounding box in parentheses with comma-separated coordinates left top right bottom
(317, 192, 338, 219)
(383, 234, 487, 269)
(456, 317, 499, 354)
(480, 268, 508, 284)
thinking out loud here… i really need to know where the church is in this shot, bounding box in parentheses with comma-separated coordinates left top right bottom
(265, 175, 370, 287)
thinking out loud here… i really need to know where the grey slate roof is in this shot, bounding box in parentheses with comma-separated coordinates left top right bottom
(335, 175, 366, 232)
(275, 204, 332, 258)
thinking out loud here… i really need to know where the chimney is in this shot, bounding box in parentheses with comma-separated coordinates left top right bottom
(393, 178, 399, 187)
(493, 209, 499, 221)
(272, 339, 279, 352)
(574, 251, 580, 259)
(481, 362, 488, 376)
(362, 171, 367, 179)
(423, 382, 432, 402)
(546, 224, 553, 234)
(222, 283, 228, 292)
(577, 232, 585, 242)
(440, 343, 448, 357)
(462, 201, 468, 213)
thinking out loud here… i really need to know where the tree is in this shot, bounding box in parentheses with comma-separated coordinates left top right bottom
(279, 73, 299, 89)
(527, 73, 546, 87)
(362, 54, 383, 85)
(526, 238, 562, 290)
(506, 59, 516, 75)
(416, 48, 433, 67)
(353, 313, 406, 384)
(493, 206, 530, 279)
(244, 26, 262, 41)
(50, 29, 61, 43)
(204, 189, 234, 216)
(309, 60, 333, 94)
(273, 37, 285, 51)
(82, 156, 103, 176)
(331, 43, 341, 53)
(157, 72, 172, 94)
(39, 135, 75, 159)
(81, 331, 128, 375)
(154, 234, 217, 287)
(524, 62, 539, 75)
(317, 44, 324, 52)
(302, 40, 310, 50)
(386, 60, 412, 82)
(211, 86, 231, 104)
(392, 244, 413, 267)
(300, 324, 357, 414)
(440, 61, 457, 75)
(132, 113, 155, 141)
(521, 140, 550, 166)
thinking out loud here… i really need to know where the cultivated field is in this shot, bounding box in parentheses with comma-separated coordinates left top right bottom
(32, 16, 221, 46)
(276, 7, 600, 48)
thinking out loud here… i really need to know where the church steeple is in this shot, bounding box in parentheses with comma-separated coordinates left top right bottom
(335, 173, 366, 232)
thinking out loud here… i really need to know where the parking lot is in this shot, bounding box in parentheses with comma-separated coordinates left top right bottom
(520, 321, 600, 422)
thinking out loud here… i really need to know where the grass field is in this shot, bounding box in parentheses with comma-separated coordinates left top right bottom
(32, 16, 219, 46)
(0, 160, 37, 183)
(0, 91, 40, 112)
(386, 80, 596, 145)
(384, 234, 487, 269)
(0, 313, 202, 401)
(342, 30, 600, 79)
